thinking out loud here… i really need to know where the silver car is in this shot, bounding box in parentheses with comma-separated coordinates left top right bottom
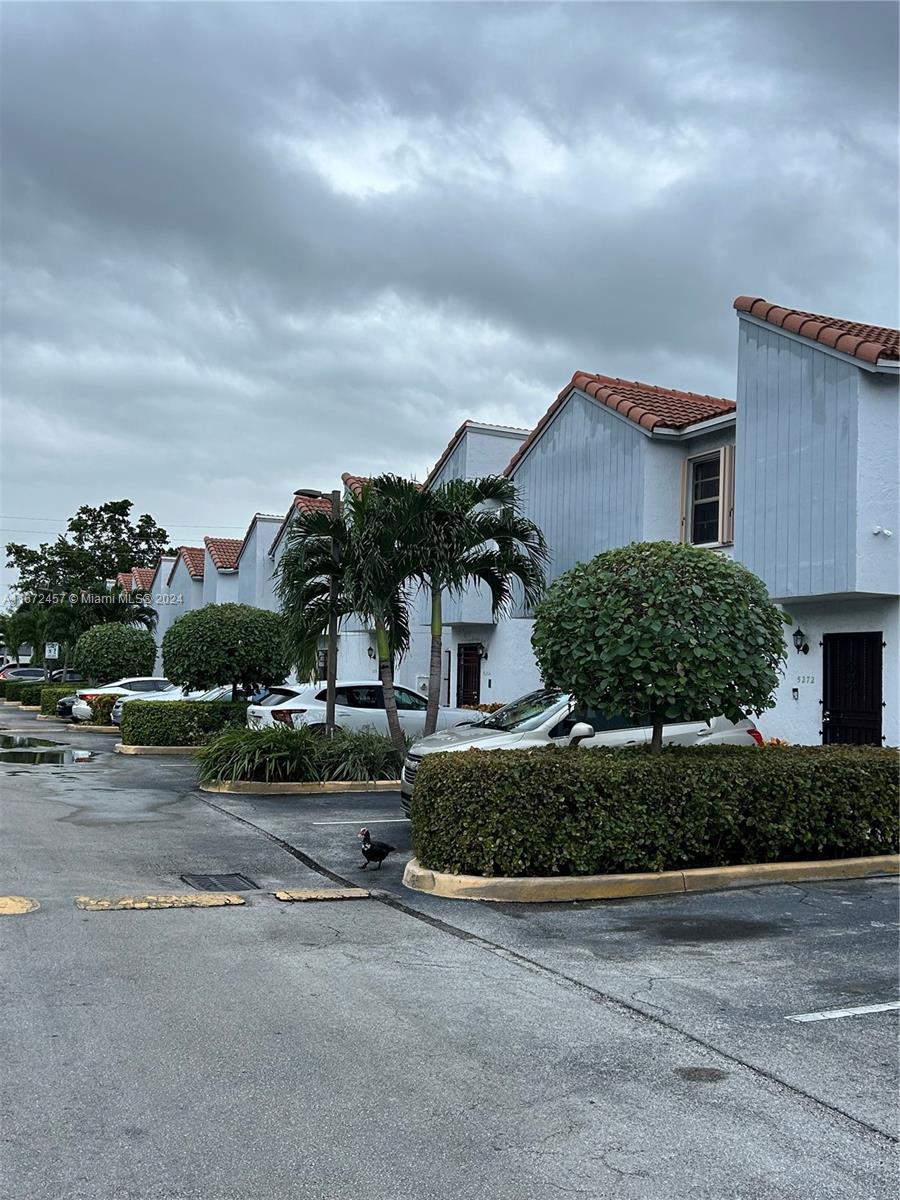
(400, 687, 764, 811)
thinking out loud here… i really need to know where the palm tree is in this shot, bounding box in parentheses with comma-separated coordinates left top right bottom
(369, 474, 548, 736)
(275, 483, 412, 755)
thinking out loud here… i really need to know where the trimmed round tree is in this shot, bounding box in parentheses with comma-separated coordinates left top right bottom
(532, 541, 787, 753)
(162, 603, 290, 700)
(73, 624, 157, 684)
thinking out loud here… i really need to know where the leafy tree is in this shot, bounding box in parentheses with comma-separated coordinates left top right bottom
(162, 604, 290, 701)
(276, 485, 411, 755)
(6, 499, 172, 594)
(73, 624, 157, 684)
(532, 541, 788, 753)
(368, 474, 548, 735)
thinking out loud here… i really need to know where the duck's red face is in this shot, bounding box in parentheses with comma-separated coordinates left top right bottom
(358, 827, 369, 840)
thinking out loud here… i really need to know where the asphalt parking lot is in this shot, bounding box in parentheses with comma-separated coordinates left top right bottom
(2, 709, 898, 1199)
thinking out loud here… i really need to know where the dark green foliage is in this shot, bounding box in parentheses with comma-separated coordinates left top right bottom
(411, 745, 899, 877)
(532, 542, 788, 750)
(120, 700, 249, 747)
(2, 681, 30, 702)
(162, 604, 290, 697)
(88, 694, 119, 725)
(73, 624, 156, 683)
(40, 685, 79, 715)
(16, 682, 49, 706)
(196, 726, 402, 784)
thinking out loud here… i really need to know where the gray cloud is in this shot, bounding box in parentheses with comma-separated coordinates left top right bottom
(2, 2, 897, 586)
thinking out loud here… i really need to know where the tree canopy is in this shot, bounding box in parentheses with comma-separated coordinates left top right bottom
(6, 499, 172, 594)
(532, 541, 787, 752)
(162, 604, 290, 700)
(73, 624, 157, 683)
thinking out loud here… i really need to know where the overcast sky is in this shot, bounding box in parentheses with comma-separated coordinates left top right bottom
(2, 1, 897, 588)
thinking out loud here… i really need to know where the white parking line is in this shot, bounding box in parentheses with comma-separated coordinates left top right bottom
(786, 1001, 900, 1023)
(312, 818, 410, 826)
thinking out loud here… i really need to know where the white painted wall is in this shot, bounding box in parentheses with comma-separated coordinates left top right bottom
(149, 556, 177, 671)
(758, 596, 898, 746)
(855, 371, 899, 596)
(474, 618, 542, 705)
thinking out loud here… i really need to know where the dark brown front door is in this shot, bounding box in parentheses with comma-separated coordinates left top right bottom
(822, 633, 883, 745)
(456, 644, 481, 708)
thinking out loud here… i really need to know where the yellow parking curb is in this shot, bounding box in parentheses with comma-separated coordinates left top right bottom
(199, 779, 401, 794)
(273, 887, 370, 902)
(115, 743, 201, 756)
(0, 896, 40, 915)
(71, 725, 119, 733)
(402, 854, 900, 903)
(74, 893, 245, 911)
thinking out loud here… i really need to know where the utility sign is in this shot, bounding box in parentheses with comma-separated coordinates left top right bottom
(44, 642, 60, 660)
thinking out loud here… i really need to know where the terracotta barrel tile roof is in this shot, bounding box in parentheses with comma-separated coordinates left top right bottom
(115, 571, 133, 591)
(268, 492, 333, 556)
(167, 546, 205, 584)
(204, 536, 243, 571)
(341, 473, 369, 495)
(505, 372, 735, 475)
(734, 296, 899, 363)
(131, 567, 156, 591)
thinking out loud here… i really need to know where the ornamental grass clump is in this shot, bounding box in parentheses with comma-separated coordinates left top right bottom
(196, 726, 402, 785)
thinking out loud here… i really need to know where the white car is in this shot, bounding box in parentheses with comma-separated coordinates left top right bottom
(400, 687, 765, 811)
(247, 680, 473, 739)
(71, 677, 173, 723)
(111, 683, 266, 725)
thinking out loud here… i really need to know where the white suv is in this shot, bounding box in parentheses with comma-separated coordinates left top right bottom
(400, 687, 764, 812)
(71, 677, 173, 723)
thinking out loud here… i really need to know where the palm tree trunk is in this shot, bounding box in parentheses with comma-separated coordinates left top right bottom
(375, 619, 406, 757)
(424, 585, 443, 736)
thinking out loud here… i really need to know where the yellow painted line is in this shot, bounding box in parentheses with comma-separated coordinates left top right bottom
(273, 888, 370, 903)
(0, 896, 40, 916)
(74, 893, 245, 911)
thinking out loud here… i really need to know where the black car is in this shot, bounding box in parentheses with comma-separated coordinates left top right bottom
(48, 669, 83, 683)
(56, 694, 78, 719)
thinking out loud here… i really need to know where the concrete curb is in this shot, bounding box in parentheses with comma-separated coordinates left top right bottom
(115, 743, 201, 756)
(402, 854, 900, 903)
(199, 779, 401, 795)
(19, 705, 41, 711)
(71, 724, 119, 733)
(35, 714, 67, 722)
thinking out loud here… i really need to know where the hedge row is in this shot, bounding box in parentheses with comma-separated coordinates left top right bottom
(1, 681, 31, 702)
(40, 685, 80, 715)
(196, 725, 402, 784)
(410, 744, 899, 877)
(120, 700, 249, 746)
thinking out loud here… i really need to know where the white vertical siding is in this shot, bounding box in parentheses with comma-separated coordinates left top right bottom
(734, 321, 859, 599)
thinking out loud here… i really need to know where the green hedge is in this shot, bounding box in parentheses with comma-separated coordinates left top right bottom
(2, 681, 30, 703)
(88, 694, 118, 725)
(40, 685, 80, 715)
(197, 726, 402, 785)
(120, 700, 249, 746)
(16, 682, 49, 706)
(411, 745, 899, 877)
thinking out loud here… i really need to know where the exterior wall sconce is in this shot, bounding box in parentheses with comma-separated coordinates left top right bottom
(792, 627, 809, 655)
(367, 646, 376, 660)
(476, 642, 488, 661)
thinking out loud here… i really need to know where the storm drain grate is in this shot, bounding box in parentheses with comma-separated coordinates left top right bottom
(180, 873, 260, 892)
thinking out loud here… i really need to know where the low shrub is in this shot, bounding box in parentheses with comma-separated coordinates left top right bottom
(196, 726, 402, 785)
(40, 685, 79, 715)
(411, 744, 899, 877)
(88, 695, 119, 725)
(120, 700, 249, 746)
(2, 681, 30, 703)
(73, 624, 156, 683)
(15, 682, 48, 706)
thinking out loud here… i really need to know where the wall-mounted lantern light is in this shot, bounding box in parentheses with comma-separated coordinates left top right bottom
(792, 627, 809, 655)
(476, 642, 488, 661)
(367, 645, 376, 660)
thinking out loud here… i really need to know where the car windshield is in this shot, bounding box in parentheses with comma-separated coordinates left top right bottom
(479, 688, 570, 732)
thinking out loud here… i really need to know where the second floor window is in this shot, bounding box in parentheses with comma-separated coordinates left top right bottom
(683, 446, 734, 546)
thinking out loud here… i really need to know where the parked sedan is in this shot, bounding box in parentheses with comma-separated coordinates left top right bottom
(400, 687, 764, 811)
(0, 665, 47, 681)
(247, 680, 473, 738)
(56, 693, 79, 720)
(72, 677, 173, 723)
(109, 683, 259, 725)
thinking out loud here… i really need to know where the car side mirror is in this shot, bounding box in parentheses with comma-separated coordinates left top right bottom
(569, 722, 595, 746)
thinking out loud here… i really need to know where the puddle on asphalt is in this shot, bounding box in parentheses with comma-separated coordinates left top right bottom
(0, 733, 93, 766)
